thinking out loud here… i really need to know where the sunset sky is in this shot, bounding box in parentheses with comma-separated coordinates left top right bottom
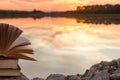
(0, 0, 120, 12)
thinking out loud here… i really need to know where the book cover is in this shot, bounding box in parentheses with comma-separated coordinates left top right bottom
(0, 65, 21, 76)
(0, 57, 18, 68)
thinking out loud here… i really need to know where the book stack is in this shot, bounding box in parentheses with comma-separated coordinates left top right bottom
(0, 23, 36, 76)
(0, 57, 20, 76)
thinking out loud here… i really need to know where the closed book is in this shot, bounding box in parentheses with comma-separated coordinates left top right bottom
(0, 65, 21, 76)
(0, 57, 18, 69)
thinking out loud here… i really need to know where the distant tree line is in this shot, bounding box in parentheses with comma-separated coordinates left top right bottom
(76, 4, 120, 14)
(0, 4, 119, 19)
(0, 9, 46, 18)
(0, 9, 45, 14)
(0, 4, 120, 15)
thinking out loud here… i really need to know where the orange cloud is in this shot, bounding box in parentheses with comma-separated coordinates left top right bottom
(0, 0, 119, 11)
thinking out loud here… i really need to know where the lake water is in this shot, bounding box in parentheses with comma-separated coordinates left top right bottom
(0, 17, 120, 79)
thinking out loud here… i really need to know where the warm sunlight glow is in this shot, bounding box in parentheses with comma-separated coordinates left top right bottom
(0, 0, 119, 11)
(77, 19, 86, 23)
(77, 6, 86, 11)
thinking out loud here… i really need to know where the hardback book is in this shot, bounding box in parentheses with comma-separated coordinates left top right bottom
(0, 23, 36, 61)
(0, 66, 21, 76)
(0, 57, 18, 69)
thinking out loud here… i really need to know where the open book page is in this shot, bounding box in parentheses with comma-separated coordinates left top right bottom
(9, 37, 30, 49)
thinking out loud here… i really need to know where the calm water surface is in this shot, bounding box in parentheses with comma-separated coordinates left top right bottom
(0, 17, 120, 79)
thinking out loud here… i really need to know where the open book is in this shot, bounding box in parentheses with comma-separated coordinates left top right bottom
(0, 23, 36, 61)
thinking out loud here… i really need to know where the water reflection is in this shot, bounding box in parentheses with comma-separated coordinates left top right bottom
(0, 17, 120, 79)
(76, 17, 120, 24)
(0, 14, 120, 25)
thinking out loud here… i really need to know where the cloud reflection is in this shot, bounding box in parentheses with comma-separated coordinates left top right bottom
(0, 18, 120, 78)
